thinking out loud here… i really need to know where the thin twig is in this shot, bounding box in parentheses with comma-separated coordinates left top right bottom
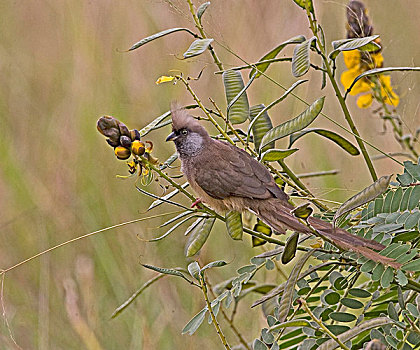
(200, 274, 231, 350)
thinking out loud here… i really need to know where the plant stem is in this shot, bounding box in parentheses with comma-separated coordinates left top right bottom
(178, 76, 235, 145)
(306, 11, 378, 181)
(299, 299, 350, 350)
(185, 0, 224, 70)
(200, 274, 231, 350)
(207, 279, 251, 350)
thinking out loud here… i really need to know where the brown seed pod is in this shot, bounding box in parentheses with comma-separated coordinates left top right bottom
(106, 138, 120, 148)
(120, 135, 132, 148)
(118, 122, 130, 137)
(131, 140, 145, 156)
(130, 129, 141, 141)
(97, 116, 120, 142)
(114, 146, 131, 160)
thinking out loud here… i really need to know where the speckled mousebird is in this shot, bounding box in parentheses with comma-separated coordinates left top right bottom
(165, 103, 385, 253)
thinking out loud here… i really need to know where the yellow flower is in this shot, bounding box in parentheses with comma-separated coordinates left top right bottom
(341, 50, 399, 109)
(341, 67, 372, 95)
(357, 93, 373, 108)
(155, 75, 175, 84)
(343, 50, 361, 70)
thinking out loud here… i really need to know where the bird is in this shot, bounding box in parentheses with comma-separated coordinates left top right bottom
(165, 103, 397, 264)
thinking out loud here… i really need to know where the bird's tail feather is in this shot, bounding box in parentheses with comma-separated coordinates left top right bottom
(249, 199, 400, 268)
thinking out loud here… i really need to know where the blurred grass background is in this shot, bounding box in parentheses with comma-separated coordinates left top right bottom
(0, 0, 419, 348)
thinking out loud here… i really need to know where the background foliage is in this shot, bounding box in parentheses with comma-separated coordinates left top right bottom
(1, 1, 420, 349)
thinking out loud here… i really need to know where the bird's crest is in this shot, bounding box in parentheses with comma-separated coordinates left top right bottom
(170, 102, 202, 132)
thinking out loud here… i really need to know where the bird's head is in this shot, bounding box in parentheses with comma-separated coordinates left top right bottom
(166, 103, 211, 157)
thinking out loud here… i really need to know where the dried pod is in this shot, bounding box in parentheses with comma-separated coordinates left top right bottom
(118, 122, 130, 137)
(131, 140, 145, 156)
(114, 146, 131, 160)
(106, 138, 120, 148)
(120, 135, 132, 148)
(130, 129, 141, 141)
(97, 116, 120, 141)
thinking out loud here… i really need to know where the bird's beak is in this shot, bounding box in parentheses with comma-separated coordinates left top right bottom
(166, 131, 179, 142)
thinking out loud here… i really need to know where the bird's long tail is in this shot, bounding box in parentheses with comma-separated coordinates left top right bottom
(248, 198, 400, 268)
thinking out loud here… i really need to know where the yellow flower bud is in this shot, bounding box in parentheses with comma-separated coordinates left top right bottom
(131, 140, 145, 156)
(114, 146, 131, 160)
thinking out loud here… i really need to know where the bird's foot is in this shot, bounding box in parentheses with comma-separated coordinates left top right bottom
(191, 198, 202, 209)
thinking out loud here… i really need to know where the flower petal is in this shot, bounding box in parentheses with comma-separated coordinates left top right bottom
(343, 50, 361, 70)
(357, 93, 373, 108)
(341, 69, 372, 95)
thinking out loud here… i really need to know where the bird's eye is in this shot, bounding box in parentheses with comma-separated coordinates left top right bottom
(181, 129, 188, 136)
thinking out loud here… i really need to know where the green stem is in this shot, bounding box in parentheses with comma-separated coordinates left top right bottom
(178, 76, 235, 145)
(306, 11, 377, 181)
(186, 0, 224, 71)
(299, 299, 350, 350)
(207, 279, 251, 350)
(278, 159, 328, 211)
(200, 274, 231, 350)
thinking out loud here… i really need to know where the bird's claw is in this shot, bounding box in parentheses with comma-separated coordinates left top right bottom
(191, 198, 202, 208)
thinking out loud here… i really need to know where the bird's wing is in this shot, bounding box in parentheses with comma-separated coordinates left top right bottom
(194, 141, 287, 200)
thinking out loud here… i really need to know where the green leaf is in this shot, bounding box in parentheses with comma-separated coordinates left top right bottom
(407, 303, 419, 318)
(329, 35, 380, 60)
(269, 319, 311, 331)
(141, 264, 194, 285)
(404, 160, 420, 181)
(185, 217, 216, 257)
(183, 38, 213, 59)
(402, 259, 420, 272)
(322, 290, 340, 305)
(408, 186, 420, 210)
(319, 318, 392, 350)
(111, 274, 165, 318)
(292, 37, 316, 77)
(260, 96, 325, 151)
(187, 261, 201, 280)
(196, 2, 210, 21)
(281, 232, 299, 264)
(182, 308, 207, 335)
(249, 105, 274, 151)
(223, 70, 250, 124)
(346, 67, 420, 96)
(329, 312, 356, 322)
(380, 267, 394, 288)
(388, 302, 399, 321)
(253, 339, 268, 350)
(278, 250, 315, 322)
(148, 183, 190, 210)
(292, 0, 314, 13)
(372, 263, 385, 281)
(334, 175, 392, 223)
(201, 260, 227, 271)
(128, 28, 196, 51)
(139, 111, 171, 137)
(147, 215, 195, 242)
(248, 80, 307, 149)
(404, 211, 420, 230)
(348, 288, 371, 298)
(227, 72, 256, 113)
(261, 148, 298, 162)
(341, 298, 364, 309)
(225, 211, 243, 240)
(396, 270, 408, 286)
(249, 35, 306, 78)
(289, 128, 360, 156)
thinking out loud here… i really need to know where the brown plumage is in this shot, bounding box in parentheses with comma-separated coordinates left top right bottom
(166, 104, 395, 261)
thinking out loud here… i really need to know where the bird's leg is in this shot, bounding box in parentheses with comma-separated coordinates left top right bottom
(191, 198, 203, 209)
